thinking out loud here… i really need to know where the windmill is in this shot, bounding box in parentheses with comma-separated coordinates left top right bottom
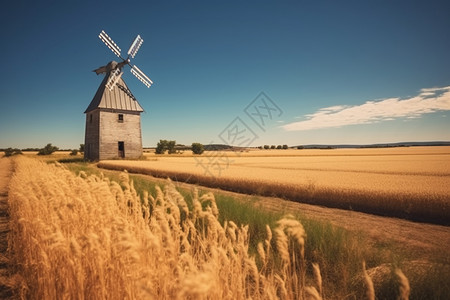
(94, 30, 153, 90)
(84, 30, 153, 161)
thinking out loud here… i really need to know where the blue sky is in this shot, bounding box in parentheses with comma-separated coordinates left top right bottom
(1, 0, 449, 149)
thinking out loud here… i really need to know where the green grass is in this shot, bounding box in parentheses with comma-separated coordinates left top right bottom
(63, 161, 449, 299)
(58, 157, 86, 163)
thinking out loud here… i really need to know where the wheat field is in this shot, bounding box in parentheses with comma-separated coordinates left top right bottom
(99, 146, 450, 224)
(6, 156, 413, 299)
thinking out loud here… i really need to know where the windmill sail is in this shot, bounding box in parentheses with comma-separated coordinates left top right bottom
(99, 30, 121, 58)
(131, 65, 153, 88)
(106, 68, 123, 91)
(128, 35, 144, 58)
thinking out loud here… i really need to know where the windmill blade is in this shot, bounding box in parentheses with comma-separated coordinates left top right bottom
(106, 68, 123, 91)
(99, 30, 122, 58)
(131, 65, 153, 88)
(127, 35, 144, 58)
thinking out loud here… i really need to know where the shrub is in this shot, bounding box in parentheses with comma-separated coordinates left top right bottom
(264, 145, 270, 150)
(270, 145, 276, 149)
(191, 142, 204, 155)
(276, 145, 282, 149)
(70, 149, 78, 156)
(79, 144, 84, 153)
(37, 143, 58, 155)
(282, 144, 288, 149)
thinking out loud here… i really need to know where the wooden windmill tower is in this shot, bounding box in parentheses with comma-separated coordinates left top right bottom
(84, 30, 153, 161)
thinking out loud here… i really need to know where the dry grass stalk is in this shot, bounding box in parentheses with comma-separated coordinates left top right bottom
(304, 286, 322, 300)
(312, 263, 322, 297)
(363, 261, 375, 300)
(395, 269, 410, 300)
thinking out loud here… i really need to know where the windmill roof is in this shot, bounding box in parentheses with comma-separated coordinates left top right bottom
(85, 72, 144, 113)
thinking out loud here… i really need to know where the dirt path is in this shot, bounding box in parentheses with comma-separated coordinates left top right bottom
(0, 157, 17, 299)
(254, 194, 450, 262)
(119, 171, 450, 263)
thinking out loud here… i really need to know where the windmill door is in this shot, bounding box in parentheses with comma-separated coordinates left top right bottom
(118, 141, 125, 158)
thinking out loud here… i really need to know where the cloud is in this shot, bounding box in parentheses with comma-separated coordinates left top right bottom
(282, 86, 450, 131)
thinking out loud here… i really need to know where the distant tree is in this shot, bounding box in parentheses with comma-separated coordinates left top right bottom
(176, 144, 191, 151)
(155, 140, 177, 154)
(4, 148, 22, 157)
(270, 145, 276, 149)
(70, 149, 78, 156)
(79, 144, 85, 153)
(3, 148, 13, 157)
(38, 143, 58, 155)
(276, 145, 282, 149)
(167, 140, 176, 154)
(297, 146, 304, 150)
(155, 140, 168, 154)
(282, 144, 288, 149)
(191, 142, 204, 155)
(263, 145, 270, 149)
(23, 148, 40, 152)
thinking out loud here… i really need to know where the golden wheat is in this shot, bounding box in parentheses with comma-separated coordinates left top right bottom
(104, 147, 450, 196)
(8, 156, 409, 299)
(99, 146, 450, 224)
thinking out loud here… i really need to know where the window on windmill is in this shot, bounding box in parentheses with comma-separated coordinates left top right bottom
(118, 114, 124, 123)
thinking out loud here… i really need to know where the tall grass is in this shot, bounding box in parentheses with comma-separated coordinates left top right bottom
(65, 163, 374, 296)
(9, 156, 413, 299)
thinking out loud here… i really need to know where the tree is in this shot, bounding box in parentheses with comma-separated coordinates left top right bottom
(167, 140, 176, 154)
(282, 144, 288, 149)
(155, 140, 177, 154)
(263, 145, 270, 149)
(70, 149, 78, 156)
(191, 143, 204, 155)
(270, 145, 276, 149)
(38, 143, 58, 155)
(79, 144, 85, 153)
(276, 145, 282, 149)
(3, 148, 13, 157)
(155, 140, 167, 154)
(297, 146, 304, 149)
(3, 148, 22, 157)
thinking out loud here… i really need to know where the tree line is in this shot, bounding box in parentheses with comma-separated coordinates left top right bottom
(263, 145, 289, 149)
(3, 142, 303, 158)
(155, 140, 204, 155)
(2, 144, 84, 157)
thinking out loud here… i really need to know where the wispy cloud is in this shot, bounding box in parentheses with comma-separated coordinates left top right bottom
(282, 86, 450, 131)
